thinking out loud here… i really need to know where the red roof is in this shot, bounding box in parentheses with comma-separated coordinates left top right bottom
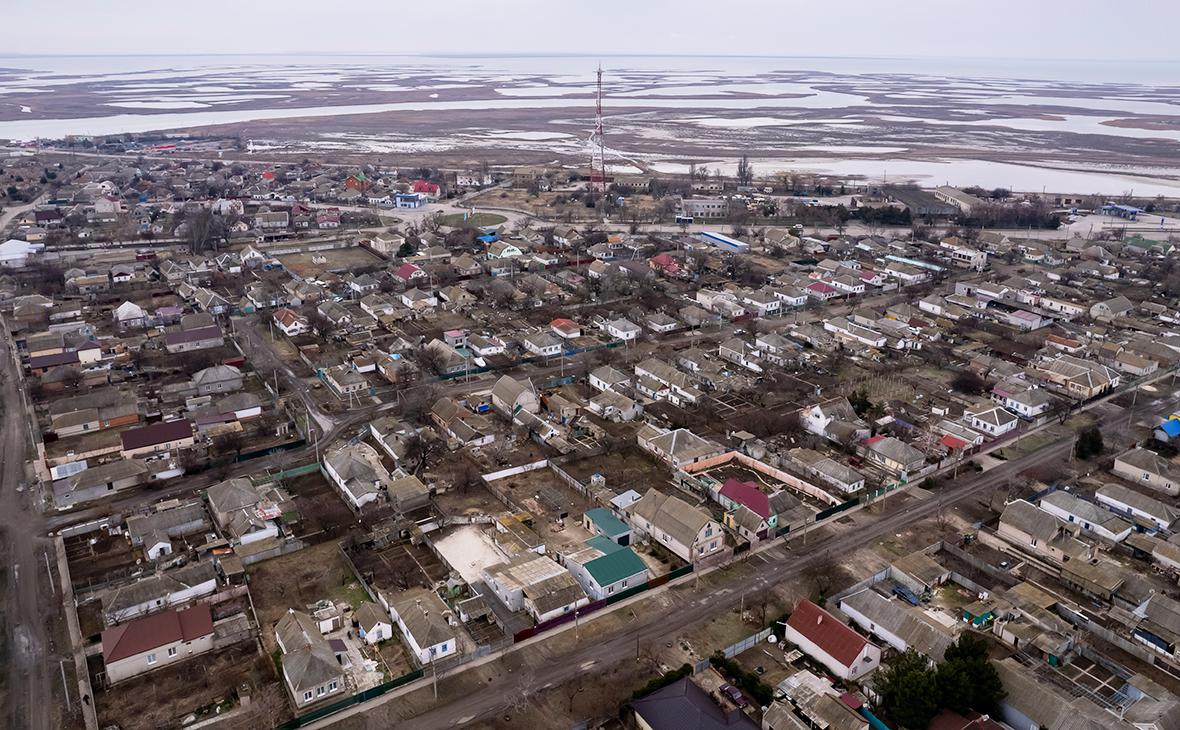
(807, 282, 837, 293)
(940, 434, 970, 450)
(550, 318, 580, 334)
(786, 600, 871, 668)
(719, 478, 770, 519)
(102, 605, 213, 663)
(395, 262, 422, 280)
(412, 180, 439, 194)
(862, 435, 885, 446)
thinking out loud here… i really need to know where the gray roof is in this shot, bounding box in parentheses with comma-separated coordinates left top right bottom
(1096, 482, 1179, 526)
(390, 589, 453, 650)
(1001, 500, 1062, 542)
(1116, 448, 1180, 481)
(628, 490, 712, 549)
(839, 588, 954, 661)
(104, 562, 217, 615)
(1040, 491, 1130, 533)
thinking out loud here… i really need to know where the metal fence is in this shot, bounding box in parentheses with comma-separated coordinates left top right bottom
(719, 627, 774, 659)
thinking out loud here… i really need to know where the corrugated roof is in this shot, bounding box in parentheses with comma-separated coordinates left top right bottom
(102, 605, 213, 662)
(787, 599, 871, 668)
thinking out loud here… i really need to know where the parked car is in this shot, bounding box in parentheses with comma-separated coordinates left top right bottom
(893, 584, 921, 606)
(719, 683, 748, 708)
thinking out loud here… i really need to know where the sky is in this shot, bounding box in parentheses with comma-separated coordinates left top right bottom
(5, 0, 1180, 61)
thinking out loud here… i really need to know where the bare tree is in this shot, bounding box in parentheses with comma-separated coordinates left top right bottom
(736, 155, 754, 187)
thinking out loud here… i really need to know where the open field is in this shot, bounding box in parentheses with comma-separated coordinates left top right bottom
(439, 212, 506, 228)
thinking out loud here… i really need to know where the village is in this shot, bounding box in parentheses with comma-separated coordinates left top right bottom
(3, 146, 1180, 730)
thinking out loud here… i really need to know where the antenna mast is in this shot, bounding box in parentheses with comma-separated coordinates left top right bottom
(592, 65, 607, 218)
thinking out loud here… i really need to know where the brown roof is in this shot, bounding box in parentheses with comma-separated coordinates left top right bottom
(164, 325, 223, 346)
(120, 419, 193, 450)
(101, 605, 213, 662)
(786, 599, 871, 668)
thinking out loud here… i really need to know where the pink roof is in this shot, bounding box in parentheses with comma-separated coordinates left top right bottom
(395, 262, 422, 279)
(786, 599, 871, 668)
(807, 282, 837, 293)
(719, 478, 770, 519)
(857, 269, 878, 281)
(862, 435, 885, 445)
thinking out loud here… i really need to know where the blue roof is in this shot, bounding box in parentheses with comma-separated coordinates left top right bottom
(585, 508, 630, 538)
(1160, 419, 1180, 437)
(477, 234, 498, 243)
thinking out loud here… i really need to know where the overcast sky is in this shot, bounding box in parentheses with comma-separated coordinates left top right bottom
(5, 1, 1179, 61)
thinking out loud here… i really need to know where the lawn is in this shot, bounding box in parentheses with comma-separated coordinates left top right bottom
(440, 212, 507, 228)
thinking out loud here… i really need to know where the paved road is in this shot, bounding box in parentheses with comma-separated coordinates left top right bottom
(0, 325, 51, 730)
(314, 433, 1074, 730)
(309, 375, 1178, 729)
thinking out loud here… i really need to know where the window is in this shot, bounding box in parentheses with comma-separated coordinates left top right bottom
(167, 647, 177, 658)
(328, 681, 338, 692)
(430, 646, 437, 657)
(146, 653, 157, 665)
(622, 579, 628, 588)
(303, 691, 313, 702)
(608, 586, 614, 594)
(440, 643, 447, 652)
(317, 687, 325, 696)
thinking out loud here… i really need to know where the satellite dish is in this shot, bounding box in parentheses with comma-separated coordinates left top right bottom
(767, 635, 778, 644)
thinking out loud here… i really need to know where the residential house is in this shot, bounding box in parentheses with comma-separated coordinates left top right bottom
(861, 436, 926, 477)
(120, 419, 194, 458)
(490, 375, 539, 419)
(628, 678, 758, 730)
(997, 499, 1091, 563)
(275, 610, 345, 708)
(355, 602, 393, 645)
(782, 599, 881, 681)
(838, 589, 956, 661)
(482, 553, 590, 623)
(637, 425, 724, 468)
(606, 318, 642, 342)
(206, 477, 289, 547)
(964, 403, 1020, 438)
(1095, 483, 1179, 531)
(1039, 490, 1132, 542)
(101, 605, 215, 683)
(1113, 448, 1180, 496)
(388, 588, 457, 664)
(321, 442, 391, 510)
(625, 489, 724, 563)
(563, 536, 648, 603)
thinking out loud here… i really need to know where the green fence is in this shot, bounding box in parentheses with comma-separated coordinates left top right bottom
(815, 497, 859, 522)
(253, 462, 321, 486)
(278, 668, 425, 729)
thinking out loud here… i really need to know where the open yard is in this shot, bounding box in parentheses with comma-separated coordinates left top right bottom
(283, 470, 356, 544)
(347, 539, 447, 596)
(65, 529, 146, 594)
(248, 541, 365, 630)
(277, 245, 384, 278)
(92, 643, 279, 730)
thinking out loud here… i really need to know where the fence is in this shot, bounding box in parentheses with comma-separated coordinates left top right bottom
(253, 462, 320, 484)
(278, 668, 426, 729)
(482, 460, 549, 483)
(815, 497, 860, 522)
(720, 627, 775, 659)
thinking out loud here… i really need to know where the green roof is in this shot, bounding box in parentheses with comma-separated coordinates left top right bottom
(582, 537, 647, 587)
(584, 507, 630, 538)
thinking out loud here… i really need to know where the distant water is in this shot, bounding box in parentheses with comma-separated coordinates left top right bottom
(2, 53, 1180, 85)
